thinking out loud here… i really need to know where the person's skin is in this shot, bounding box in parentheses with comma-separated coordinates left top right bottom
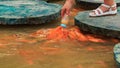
(61, 0, 116, 17)
(61, 0, 75, 17)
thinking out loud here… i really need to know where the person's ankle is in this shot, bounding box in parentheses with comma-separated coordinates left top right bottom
(66, 0, 76, 6)
(104, 2, 116, 6)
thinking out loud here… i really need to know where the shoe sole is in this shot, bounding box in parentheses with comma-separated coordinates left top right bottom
(89, 13, 117, 18)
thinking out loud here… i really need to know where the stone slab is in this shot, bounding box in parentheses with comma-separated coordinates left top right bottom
(77, 0, 120, 4)
(114, 43, 120, 67)
(0, 0, 48, 1)
(0, 1, 61, 25)
(75, 7, 120, 39)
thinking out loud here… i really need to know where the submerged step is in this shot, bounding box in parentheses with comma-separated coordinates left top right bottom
(114, 43, 120, 67)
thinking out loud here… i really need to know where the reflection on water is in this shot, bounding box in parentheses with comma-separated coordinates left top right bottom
(0, 21, 119, 68)
(0, 37, 118, 68)
(0, 0, 119, 68)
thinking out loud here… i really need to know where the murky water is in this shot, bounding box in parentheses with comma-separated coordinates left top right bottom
(0, 0, 119, 68)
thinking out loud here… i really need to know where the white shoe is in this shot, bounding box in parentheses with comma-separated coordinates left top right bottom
(89, 3, 117, 17)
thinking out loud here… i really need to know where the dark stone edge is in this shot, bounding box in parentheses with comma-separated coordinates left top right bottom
(0, 10, 61, 25)
(75, 18, 120, 39)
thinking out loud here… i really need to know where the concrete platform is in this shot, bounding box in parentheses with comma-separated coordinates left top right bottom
(75, 7, 120, 39)
(0, 1, 61, 25)
(77, 0, 120, 4)
(0, 0, 48, 1)
(114, 43, 120, 68)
